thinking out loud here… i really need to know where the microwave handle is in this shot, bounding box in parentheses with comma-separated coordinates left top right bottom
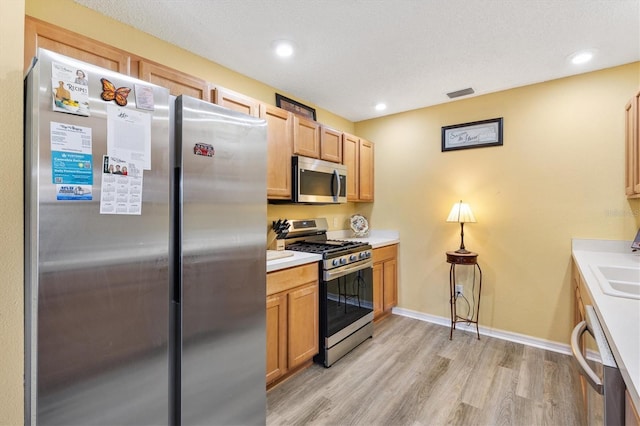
(570, 320, 604, 394)
(332, 169, 341, 202)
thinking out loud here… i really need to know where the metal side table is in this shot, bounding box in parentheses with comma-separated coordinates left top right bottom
(446, 251, 482, 340)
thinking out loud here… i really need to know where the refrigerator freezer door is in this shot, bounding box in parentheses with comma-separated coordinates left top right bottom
(24, 49, 171, 425)
(175, 95, 267, 425)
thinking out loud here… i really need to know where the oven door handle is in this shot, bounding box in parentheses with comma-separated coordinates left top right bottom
(324, 260, 373, 281)
(570, 320, 604, 394)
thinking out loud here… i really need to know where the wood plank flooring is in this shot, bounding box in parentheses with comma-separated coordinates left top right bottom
(267, 315, 585, 426)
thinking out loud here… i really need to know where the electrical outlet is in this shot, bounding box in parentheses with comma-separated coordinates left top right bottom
(333, 217, 338, 227)
(455, 285, 463, 297)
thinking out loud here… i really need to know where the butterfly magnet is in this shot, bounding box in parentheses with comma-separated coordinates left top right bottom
(100, 78, 131, 107)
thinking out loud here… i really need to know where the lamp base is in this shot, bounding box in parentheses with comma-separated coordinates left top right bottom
(454, 248, 471, 254)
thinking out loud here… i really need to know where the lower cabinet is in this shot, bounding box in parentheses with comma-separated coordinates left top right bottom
(627, 389, 640, 426)
(266, 263, 319, 386)
(373, 244, 398, 320)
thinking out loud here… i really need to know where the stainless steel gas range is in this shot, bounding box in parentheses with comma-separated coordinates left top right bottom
(282, 218, 374, 367)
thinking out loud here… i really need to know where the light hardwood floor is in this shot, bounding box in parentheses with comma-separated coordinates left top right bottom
(267, 315, 585, 426)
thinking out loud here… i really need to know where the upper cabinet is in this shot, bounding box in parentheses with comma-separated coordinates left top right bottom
(214, 87, 260, 117)
(293, 115, 321, 158)
(319, 126, 343, 163)
(25, 17, 130, 75)
(343, 133, 374, 202)
(138, 60, 211, 101)
(261, 104, 293, 200)
(625, 90, 640, 198)
(24, 18, 376, 203)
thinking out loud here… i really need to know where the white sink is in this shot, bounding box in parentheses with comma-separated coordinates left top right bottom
(591, 265, 640, 299)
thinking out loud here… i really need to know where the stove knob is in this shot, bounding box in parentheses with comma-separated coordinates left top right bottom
(340, 258, 347, 265)
(332, 259, 339, 266)
(365, 251, 371, 258)
(349, 255, 357, 261)
(359, 252, 366, 259)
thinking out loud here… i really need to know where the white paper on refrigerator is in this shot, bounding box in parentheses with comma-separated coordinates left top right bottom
(106, 104, 152, 170)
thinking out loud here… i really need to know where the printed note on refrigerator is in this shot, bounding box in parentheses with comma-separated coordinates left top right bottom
(99, 155, 143, 215)
(50, 121, 93, 200)
(51, 61, 90, 116)
(106, 104, 152, 170)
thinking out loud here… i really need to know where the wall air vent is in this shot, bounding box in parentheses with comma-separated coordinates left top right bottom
(446, 88, 475, 99)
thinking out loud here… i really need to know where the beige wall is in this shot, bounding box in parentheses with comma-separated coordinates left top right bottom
(1, 0, 25, 424)
(356, 63, 640, 344)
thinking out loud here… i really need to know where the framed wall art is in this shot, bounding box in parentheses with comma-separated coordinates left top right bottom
(275, 93, 316, 120)
(442, 117, 503, 152)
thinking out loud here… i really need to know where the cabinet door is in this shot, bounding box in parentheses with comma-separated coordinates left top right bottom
(293, 116, 320, 158)
(138, 60, 210, 101)
(320, 126, 343, 163)
(383, 259, 398, 311)
(25, 17, 130, 74)
(266, 293, 287, 384)
(359, 139, 374, 201)
(625, 99, 635, 196)
(633, 91, 640, 194)
(214, 87, 260, 117)
(343, 133, 359, 201)
(372, 262, 384, 319)
(261, 104, 293, 200)
(287, 282, 319, 368)
(626, 389, 640, 426)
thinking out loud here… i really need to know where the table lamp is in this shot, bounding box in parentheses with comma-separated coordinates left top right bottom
(446, 200, 476, 254)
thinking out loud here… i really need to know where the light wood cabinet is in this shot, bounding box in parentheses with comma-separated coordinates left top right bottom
(138, 60, 210, 101)
(359, 139, 374, 201)
(320, 126, 343, 163)
(261, 104, 293, 200)
(627, 389, 640, 426)
(343, 133, 374, 202)
(373, 244, 398, 320)
(287, 282, 319, 368)
(214, 86, 260, 117)
(293, 115, 321, 158)
(625, 90, 640, 197)
(266, 263, 319, 385)
(25, 17, 130, 75)
(266, 292, 287, 384)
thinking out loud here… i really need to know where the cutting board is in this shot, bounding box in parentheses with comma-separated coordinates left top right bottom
(267, 250, 294, 261)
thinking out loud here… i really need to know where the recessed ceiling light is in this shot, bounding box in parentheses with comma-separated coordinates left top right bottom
(569, 50, 594, 65)
(273, 41, 294, 58)
(375, 103, 387, 111)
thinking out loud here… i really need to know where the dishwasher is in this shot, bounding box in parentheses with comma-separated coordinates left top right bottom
(571, 305, 625, 425)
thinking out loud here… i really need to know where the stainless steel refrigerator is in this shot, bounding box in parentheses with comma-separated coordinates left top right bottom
(173, 95, 267, 425)
(24, 49, 267, 425)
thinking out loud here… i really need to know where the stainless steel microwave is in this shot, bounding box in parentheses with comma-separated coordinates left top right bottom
(292, 156, 347, 204)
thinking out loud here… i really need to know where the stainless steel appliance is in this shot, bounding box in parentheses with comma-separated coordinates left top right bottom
(24, 49, 267, 425)
(291, 155, 347, 204)
(571, 305, 625, 425)
(174, 95, 267, 425)
(283, 218, 373, 367)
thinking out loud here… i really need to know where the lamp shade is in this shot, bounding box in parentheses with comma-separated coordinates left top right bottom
(446, 201, 476, 223)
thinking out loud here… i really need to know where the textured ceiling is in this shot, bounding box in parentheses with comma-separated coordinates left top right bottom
(74, 0, 640, 122)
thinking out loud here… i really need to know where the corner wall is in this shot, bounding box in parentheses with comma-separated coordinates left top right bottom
(356, 63, 640, 344)
(0, 0, 25, 424)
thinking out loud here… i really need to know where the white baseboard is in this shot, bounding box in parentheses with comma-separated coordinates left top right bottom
(391, 307, 580, 357)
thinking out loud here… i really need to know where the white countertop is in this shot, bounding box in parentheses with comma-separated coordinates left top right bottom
(572, 239, 640, 408)
(266, 230, 400, 273)
(266, 251, 322, 273)
(326, 229, 400, 249)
